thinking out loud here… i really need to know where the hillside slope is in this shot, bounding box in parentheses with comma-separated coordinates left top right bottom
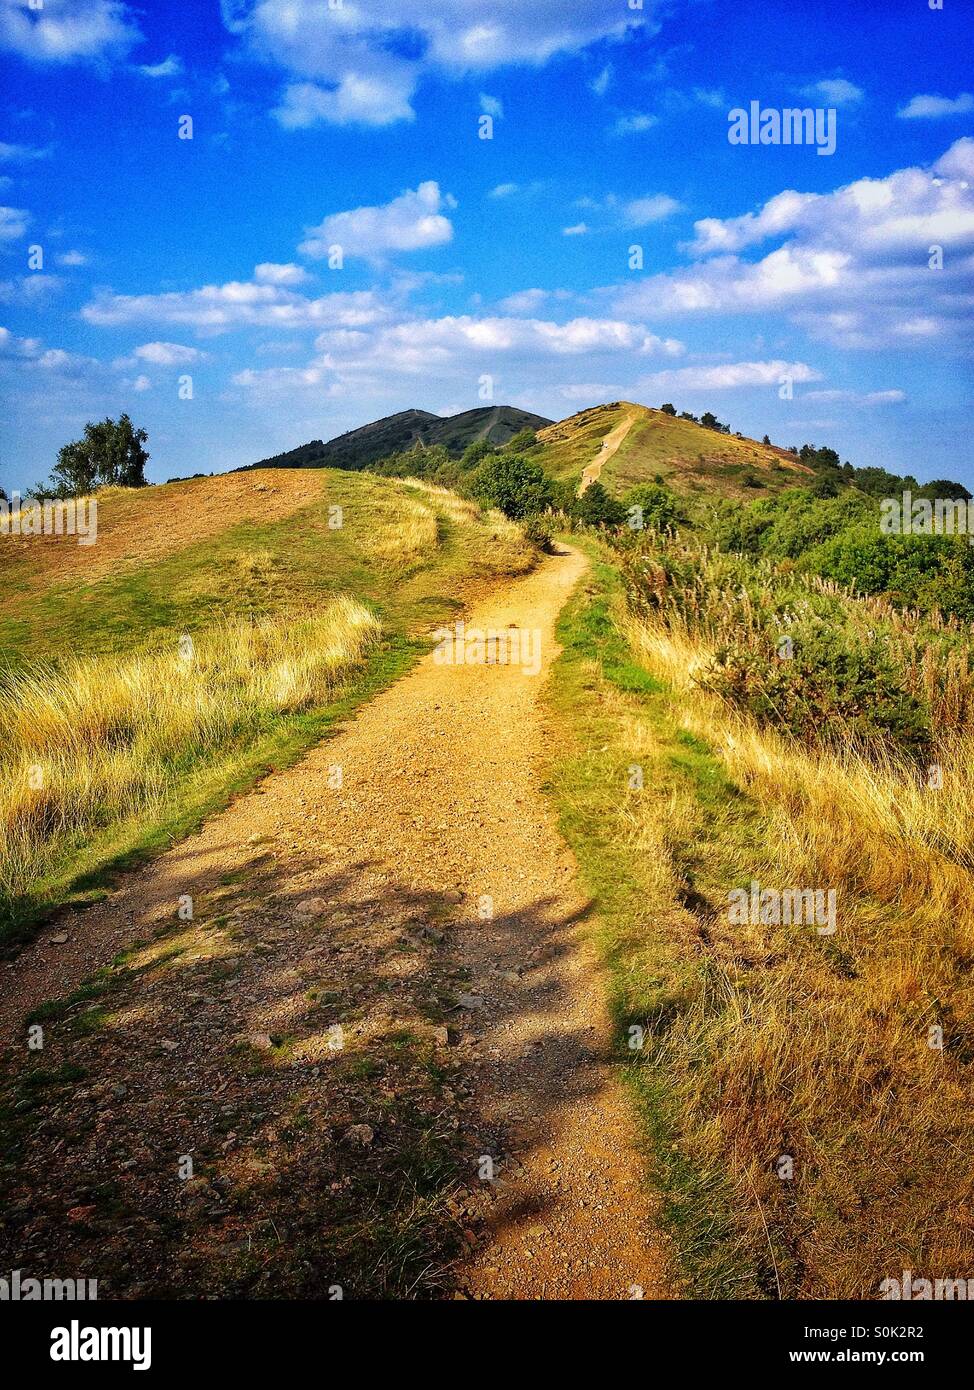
(537, 402, 813, 499)
(0, 468, 535, 942)
(241, 405, 551, 473)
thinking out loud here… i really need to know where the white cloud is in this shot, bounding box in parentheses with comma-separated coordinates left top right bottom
(0, 325, 99, 377)
(0, 324, 41, 358)
(497, 288, 552, 314)
(0, 140, 49, 162)
(590, 65, 612, 97)
(0, 0, 141, 65)
(563, 222, 589, 236)
(802, 78, 864, 106)
(225, 0, 653, 128)
(299, 182, 456, 260)
(610, 140, 974, 349)
(274, 76, 415, 129)
(132, 341, 206, 366)
(612, 113, 658, 136)
(489, 182, 520, 199)
(802, 388, 905, 404)
(898, 93, 974, 120)
(253, 261, 310, 286)
(0, 205, 28, 239)
(82, 279, 388, 333)
(625, 194, 683, 226)
(480, 93, 503, 118)
(137, 53, 183, 78)
(131, 373, 151, 390)
(642, 360, 821, 391)
(56, 249, 87, 266)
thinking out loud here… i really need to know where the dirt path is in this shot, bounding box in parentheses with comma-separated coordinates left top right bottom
(0, 546, 670, 1300)
(578, 413, 637, 495)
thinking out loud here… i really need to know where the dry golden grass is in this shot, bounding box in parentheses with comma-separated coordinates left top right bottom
(620, 604, 974, 1295)
(0, 595, 380, 911)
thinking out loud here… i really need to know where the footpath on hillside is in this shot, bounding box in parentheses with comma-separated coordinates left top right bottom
(0, 544, 671, 1300)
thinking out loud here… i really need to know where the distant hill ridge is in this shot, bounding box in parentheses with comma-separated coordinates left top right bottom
(238, 405, 552, 473)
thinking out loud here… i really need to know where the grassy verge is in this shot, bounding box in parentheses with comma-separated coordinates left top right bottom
(546, 547, 768, 1296)
(0, 472, 535, 948)
(546, 539, 974, 1298)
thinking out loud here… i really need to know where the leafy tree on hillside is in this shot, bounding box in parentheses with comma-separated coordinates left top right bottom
(916, 479, 972, 502)
(623, 482, 682, 532)
(461, 438, 496, 469)
(472, 452, 554, 519)
(572, 481, 626, 528)
(660, 402, 677, 416)
(32, 414, 149, 498)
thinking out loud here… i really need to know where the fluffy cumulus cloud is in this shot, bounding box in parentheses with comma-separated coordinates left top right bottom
(612, 139, 974, 348)
(82, 274, 389, 334)
(253, 261, 310, 286)
(131, 342, 206, 366)
(0, 324, 98, 376)
(898, 93, 974, 120)
(0, 0, 141, 65)
(232, 311, 684, 400)
(299, 182, 456, 261)
(222, 0, 652, 127)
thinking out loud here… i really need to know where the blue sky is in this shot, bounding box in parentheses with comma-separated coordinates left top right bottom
(1, 0, 972, 492)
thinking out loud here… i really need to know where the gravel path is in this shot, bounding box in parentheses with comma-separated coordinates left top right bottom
(1, 544, 671, 1299)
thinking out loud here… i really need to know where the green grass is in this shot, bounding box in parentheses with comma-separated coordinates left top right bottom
(545, 542, 769, 1296)
(537, 404, 810, 500)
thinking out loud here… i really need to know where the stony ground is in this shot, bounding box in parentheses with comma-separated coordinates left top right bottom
(0, 545, 672, 1300)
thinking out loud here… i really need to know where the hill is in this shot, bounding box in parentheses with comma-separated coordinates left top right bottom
(536, 401, 814, 499)
(241, 405, 552, 473)
(0, 467, 535, 942)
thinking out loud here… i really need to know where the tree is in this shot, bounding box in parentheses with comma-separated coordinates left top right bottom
(572, 481, 626, 527)
(472, 452, 554, 519)
(700, 411, 722, 431)
(659, 402, 677, 416)
(916, 479, 973, 502)
(762, 435, 771, 446)
(460, 437, 496, 469)
(38, 415, 150, 497)
(623, 482, 682, 531)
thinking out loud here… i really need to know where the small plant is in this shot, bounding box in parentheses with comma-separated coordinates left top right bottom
(522, 515, 555, 552)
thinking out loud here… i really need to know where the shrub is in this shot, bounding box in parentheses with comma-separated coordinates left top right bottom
(572, 481, 626, 528)
(522, 515, 555, 552)
(623, 482, 682, 532)
(701, 620, 932, 758)
(471, 452, 554, 519)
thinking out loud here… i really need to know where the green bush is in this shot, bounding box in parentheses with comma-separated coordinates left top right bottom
(572, 481, 626, 528)
(472, 452, 554, 519)
(522, 515, 555, 552)
(701, 619, 931, 757)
